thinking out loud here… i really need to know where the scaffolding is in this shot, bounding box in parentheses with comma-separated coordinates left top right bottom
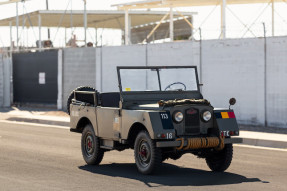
(0, 0, 286, 50)
(114, 0, 284, 41)
(0, 9, 195, 51)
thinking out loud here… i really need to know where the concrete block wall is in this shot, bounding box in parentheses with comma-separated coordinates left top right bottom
(101, 45, 146, 92)
(61, 37, 287, 127)
(202, 38, 265, 125)
(147, 41, 200, 68)
(3, 57, 11, 107)
(266, 37, 287, 127)
(62, 48, 96, 110)
(146, 42, 201, 90)
(0, 54, 10, 107)
(0, 54, 4, 107)
(97, 42, 201, 92)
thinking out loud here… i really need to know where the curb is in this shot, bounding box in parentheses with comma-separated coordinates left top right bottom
(5, 117, 70, 127)
(241, 138, 287, 149)
(3, 117, 287, 149)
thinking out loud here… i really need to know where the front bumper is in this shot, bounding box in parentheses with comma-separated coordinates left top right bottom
(156, 137, 243, 148)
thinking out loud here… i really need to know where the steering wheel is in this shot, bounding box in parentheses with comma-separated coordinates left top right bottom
(164, 82, 186, 91)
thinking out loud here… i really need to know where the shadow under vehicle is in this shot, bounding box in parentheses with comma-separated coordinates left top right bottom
(68, 66, 242, 174)
(79, 163, 264, 187)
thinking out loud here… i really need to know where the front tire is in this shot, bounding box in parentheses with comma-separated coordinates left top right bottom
(134, 131, 162, 174)
(205, 144, 233, 172)
(81, 124, 104, 165)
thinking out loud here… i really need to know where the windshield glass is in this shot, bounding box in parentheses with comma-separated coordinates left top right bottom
(119, 67, 198, 92)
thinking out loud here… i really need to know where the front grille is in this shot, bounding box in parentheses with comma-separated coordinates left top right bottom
(185, 108, 200, 134)
(185, 128, 200, 134)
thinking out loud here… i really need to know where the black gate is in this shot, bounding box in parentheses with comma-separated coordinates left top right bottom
(13, 50, 58, 104)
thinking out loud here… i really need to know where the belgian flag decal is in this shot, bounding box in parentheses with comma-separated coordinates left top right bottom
(214, 112, 236, 119)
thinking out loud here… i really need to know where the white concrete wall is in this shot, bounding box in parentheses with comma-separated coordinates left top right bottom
(147, 41, 200, 68)
(3, 57, 11, 107)
(0, 54, 3, 107)
(147, 42, 201, 90)
(60, 37, 287, 127)
(0, 54, 11, 107)
(95, 47, 102, 92)
(202, 38, 265, 125)
(98, 42, 201, 92)
(266, 37, 287, 127)
(62, 48, 96, 110)
(101, 45, 146, 92)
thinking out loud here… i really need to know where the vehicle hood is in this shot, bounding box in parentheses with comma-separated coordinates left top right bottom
(128, 103, 161, 110)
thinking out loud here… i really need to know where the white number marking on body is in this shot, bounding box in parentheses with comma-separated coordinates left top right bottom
(166, 133, 173, 139)
(161, 113, 168, 119)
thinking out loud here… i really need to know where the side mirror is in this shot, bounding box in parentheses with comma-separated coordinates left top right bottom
(229, 98, 236, 109)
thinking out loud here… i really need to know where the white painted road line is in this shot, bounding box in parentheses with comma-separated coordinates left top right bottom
(0, 120, 70, 130)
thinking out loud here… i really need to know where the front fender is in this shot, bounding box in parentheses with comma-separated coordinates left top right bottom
(121, 110, 175, 140)
(214, 109, 240, 136)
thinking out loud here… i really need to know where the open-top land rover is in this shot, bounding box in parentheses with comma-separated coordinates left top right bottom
(68, 66, 242, 174)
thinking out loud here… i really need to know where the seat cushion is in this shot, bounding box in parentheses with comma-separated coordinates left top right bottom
(100, 92, 120, 107)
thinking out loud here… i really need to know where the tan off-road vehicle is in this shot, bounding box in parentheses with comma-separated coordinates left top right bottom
(68, 66, 242, 174)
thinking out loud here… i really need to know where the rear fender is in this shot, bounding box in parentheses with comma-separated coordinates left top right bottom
(70, 104, 98, 135)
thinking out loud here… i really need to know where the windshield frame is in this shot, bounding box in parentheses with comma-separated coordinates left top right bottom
(117, 66, 200, 94)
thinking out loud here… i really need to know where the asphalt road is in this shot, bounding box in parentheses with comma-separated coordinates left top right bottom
(0, 122, 286, 191)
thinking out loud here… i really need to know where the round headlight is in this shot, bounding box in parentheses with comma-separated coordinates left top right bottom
(202, 111, 212, 122)
(173, 111, 184, 123)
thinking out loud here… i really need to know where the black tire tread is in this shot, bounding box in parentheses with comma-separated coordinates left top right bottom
(81, 124, 104, 165)
(205, 144, 233, 172)
(134, 131, 162, 175)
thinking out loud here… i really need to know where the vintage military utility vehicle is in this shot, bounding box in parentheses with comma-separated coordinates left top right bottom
(68, 66, 242, 174)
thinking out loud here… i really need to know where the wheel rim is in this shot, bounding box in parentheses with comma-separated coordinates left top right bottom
(137, 139, 151, 168)
(84, 133, 94, 157)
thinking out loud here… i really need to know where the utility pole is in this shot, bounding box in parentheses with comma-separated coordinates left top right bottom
(199, 27, 203, 92)
(220, 0, 226, 39)
(271, 0, 275, 36)
(70, 0, 73, 37)
(46, 0, 50, 39)
(263, 22, 267, 127)
(169, 6, 174, 42)
(16, 2, 19, 50)
(83, 0, 87, 47)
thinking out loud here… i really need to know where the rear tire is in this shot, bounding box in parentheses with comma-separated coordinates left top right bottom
(81, 124, 104, 165)
(134, 131, 162, 174)
(205, 144, 233, 172)
(66, 86, 95, 115)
